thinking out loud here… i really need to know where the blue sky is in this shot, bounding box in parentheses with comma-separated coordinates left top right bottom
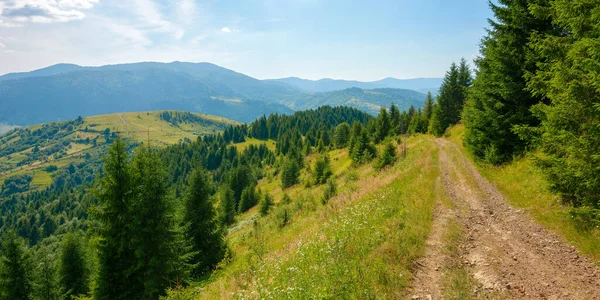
(0, 0, 493, 80)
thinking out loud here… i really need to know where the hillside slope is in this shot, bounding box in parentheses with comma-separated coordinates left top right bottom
(0, 111, 237, 190)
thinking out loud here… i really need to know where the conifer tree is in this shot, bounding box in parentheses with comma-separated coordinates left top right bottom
(429, 61, 471, 136)
(259, 193, 273, 216)
(522, 0, 600, 208)
(423, 92, 434, 122)
(129, 146, 181, 299)
(93, 138, 139, 300)
(34, 246, 59, 300)
(333, 122, 351, 148)
(0, 231, 33, 300)
(462, 0, 554, 164)
(183, 168, 225, 278)
(281, 157, 300, 189)
(389, 104, 401, 134)
(351, 130, 377, 165)
(375, 107, 391, 143)
(376, 140, 397, 170)
(218, 186, 237, 226)
(58, 233, 89, 299)
(312, 154, 333, 185)
(238, 186, 259, 213)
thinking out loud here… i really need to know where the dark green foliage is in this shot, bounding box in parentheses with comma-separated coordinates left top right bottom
(375, 141, 397, 170)
(92, 138, 138, 300)
(429, 60, 471, 136)
(0, 231, 33, 300)
(389, 104, 401, 135)
(408, 109, 428, 134)
(321, 179, 337, 205)
(375, 107, 391, 143)
(1, 174, 33, 197)
(183, 168, 225, 278)
(521, 0, 600, 209)
(259, 193, 273, 216)
(129, 146, 182, 299)
(58, 233, 89, 299)
(281, 157, 300, 189)
(218, 187, 237, 226)
(333, 122, 351, 148)
(312, 154, 333, 185)
(239, 186, 259, 213)
(34, 246, 59, 300)
(462, 0, 555, 164)
(350, 126, 377, 165)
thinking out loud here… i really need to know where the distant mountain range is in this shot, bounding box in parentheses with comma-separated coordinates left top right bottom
(0, 62, 441, 126)
(266, 77, 442, 95)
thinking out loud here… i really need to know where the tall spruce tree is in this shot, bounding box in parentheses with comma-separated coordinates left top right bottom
(58, 233, 89, 299)
(93, 138, 139, 300)
(218, 186, 237, 226)
(429, 61, 471, 136)
(183, 168, 225, 278)
(462, 0, 554, 164)
(129, 146, 181, 299)
(522, 0, 600, 208)
(375, 107, 391, 143)
(333, 122, 351, 148)
(389, 104, 402, 134)
(0, 231, 33, 300)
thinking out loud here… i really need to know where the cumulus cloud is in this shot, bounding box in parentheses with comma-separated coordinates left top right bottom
(0, 42, 5, 48)
(0, 0, 98, 26)
(221, 27, 231, 33)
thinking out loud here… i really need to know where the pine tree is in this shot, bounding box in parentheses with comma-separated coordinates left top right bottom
(259, 193, 273, 216)
(333, 122, 351, 148)
(375, 107, 391, 143)
(376, 141, 397, 170)
(351, 130, 377, 165)
(183, 168, 225, 278)
(238, 186, 259, 213)
(58, 233, 89, 299)
(129, 146, 181, 299)
(429, 61, 471, 136)
(312, 154, 333, 185)
(34, 246, 59, 300)
(93, 138, 140, 300)
(0, 231, 33, 300)
(462, 0, 554, 164)
(522, 0, 600, 208)
(218, 186, 236, 226)
(389, 104, 401, 134)
(281, 157, 300, 189)
(423, 92, 434, 122)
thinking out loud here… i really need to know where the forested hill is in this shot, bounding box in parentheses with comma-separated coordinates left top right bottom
(0, 62, 429, 126)
(0, 104, 426, 299)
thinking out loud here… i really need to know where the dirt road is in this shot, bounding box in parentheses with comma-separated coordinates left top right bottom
(410, 138, 600, 299)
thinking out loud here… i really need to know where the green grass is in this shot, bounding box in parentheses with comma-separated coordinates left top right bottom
(85, 111, 237, 145)
(166, 135, 440, 299)
(446, 125, 600, 261)
(234, 138, 277, 152)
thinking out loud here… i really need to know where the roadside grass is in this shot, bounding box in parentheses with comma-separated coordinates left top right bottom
(446, 125, 600, 260)
(442, 218, 476, 299)
(166, 135, 439, 299)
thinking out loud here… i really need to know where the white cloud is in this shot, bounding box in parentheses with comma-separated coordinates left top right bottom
(59, 0, 99, 9)
(0, 42, 5, 48)
(176, 0, 196, 25)
(221, 27, 231, 33)
(0, 0, 98, 26)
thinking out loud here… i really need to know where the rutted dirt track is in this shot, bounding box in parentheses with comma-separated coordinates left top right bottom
(411, 138, 600, 299)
